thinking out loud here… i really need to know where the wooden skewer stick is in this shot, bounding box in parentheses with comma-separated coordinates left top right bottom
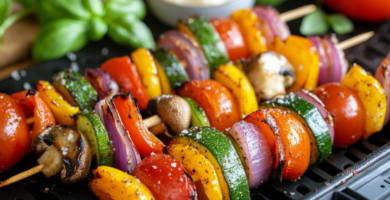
(280, 4, 316, 22)
(26, 116, 34, 125)
(0, 164, 44, 188)
(338, 31, 375, 50)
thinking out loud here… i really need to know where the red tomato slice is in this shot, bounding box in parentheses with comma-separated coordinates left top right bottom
(133, 154, 196, 200)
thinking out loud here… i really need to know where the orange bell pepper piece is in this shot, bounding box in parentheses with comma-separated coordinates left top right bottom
(101, 56, 149, 110)
(11, 89, 56, 141)
(175, 80, 241, 131)
(111, 93, 164, 158)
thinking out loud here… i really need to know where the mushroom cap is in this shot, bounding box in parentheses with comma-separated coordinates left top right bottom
(147, 95, 191, 134)
(32, 125, 92, 184)
(244, 51, 295, 101)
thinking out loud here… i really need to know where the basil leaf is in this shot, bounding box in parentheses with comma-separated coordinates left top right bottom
(0, 0, 11, 26)
(256, 0, 287, 6)
(88, 17, 107, 41)
(105, 0, 145, 20)
(300, 8, 329, 35)
(35, 0, 91, 24)
(14, 0, 34, 9)
(328, 14, 354, 35)
(107, 15, 154, 49)
(33, 19, 89, 61)
(83, 0, 104, 16)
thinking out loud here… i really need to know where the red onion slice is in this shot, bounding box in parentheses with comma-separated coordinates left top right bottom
(325, 35, 348, 83)
(85, 68, 119, 99)
(294, 90, 335, 143)
(95, 97, 141, 173)
(308, 36, 328, 86)
(375, 53, 390, 125)
(252, 6, 290, 46)
(157, 30, 209, 80)
(227, 121, 273, 188)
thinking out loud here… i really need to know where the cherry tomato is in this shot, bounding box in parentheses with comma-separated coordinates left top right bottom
(176, 80, 241, 131)
(101, 56, 149, 110)
(324, 0, 390, 22)
(133, 154, 196, 200)
(0, 93, 30, 172)
(112, 93, 164, 158)
(266, 108, 311, 180)
(11, 89, 56, 142)
(210, 18, 250, 62)
(313, 83, 365, 147)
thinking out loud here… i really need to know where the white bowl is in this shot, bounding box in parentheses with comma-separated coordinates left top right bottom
(146, 0, 255, 27)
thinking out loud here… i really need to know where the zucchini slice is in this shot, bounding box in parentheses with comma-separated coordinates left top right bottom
(171, 126, 250, 200)
(53, 69, 98, 110)
(260, 93, 332, 166)
(183, 97, 210, 127)
(152, 47, 189, 87)
(178, 15, 229, 77)
(75, 110, 113, 166)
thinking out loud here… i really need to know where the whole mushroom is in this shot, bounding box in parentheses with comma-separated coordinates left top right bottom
(147, 95, 192, 135)
(32, 125, 92, 184)
(244, 51, 295, 101)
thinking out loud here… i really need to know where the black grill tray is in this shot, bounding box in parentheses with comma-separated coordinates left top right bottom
(1, 0, 390, 199)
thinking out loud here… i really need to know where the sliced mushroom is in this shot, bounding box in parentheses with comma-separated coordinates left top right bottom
(244, 51, 295, 101)
(147, 95, 191, 134)
(32, 125, 92, 184)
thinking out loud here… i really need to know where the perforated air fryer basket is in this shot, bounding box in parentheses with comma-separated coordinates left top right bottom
(1, 1, 390, 199)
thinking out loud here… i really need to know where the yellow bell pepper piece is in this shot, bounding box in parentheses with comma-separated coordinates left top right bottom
(89, 166, 155, 200)
(230, 9, 267, 56)
(271, 36, 320, 92)
(131, 48, 162, 99)
(167, 144, 222, 200)
(214, 64, 258, 118)
(172, 137, 231, 200)
(341, 64, 387, 139)
(154, 58, 172, 95)
(36, 81, 79, 125)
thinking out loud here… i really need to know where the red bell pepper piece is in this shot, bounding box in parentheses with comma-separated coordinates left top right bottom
(101, 56, 149, 110)
(111, 93, 164, 158)
(11, 89, 56, 142)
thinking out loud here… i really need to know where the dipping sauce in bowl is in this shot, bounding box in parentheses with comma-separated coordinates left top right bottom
(146, 0, 255, 27)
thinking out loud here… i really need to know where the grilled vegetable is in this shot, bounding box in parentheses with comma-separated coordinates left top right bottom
(157, 30, 209, 80)
(341, 64, 387, 139)
(101, 56, 148, 110)
(133, 154, 197, 200)
(260, 93, 332, 166)
(178, 14, 229, 77)
(37, 81, 79, 125)
(183, 97, 210, 127)
(52, 69, 98, 110)
(231, 9, 267, 56)
(75, 110, 113, 166)
(111, 93, 164, 158)
(227, 121, 272, 188)
(152, 47, 189, 88)
(95, 97, 141, 173)
(375, 53, 390, 125)
(214, 63, 258, 118)
(271, 35, 320, 92)
(0, 93, 30, 172)
(244, 110, 286, 181)
(167, 144, 223, 200)
(32, 125, 92, 184)
(84, 68, 119, 99)
(176, 80, 241, 131)
(89, 166, 155, 200)
(313, 83, 365, 147)
(11, 89, 56, 142)
(172, 126, 250, 200)
(154, 59, 172, 95)
(210, 18, 250, 62)
(131, 48, 162, 99)
(265, 108, 311, 180)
